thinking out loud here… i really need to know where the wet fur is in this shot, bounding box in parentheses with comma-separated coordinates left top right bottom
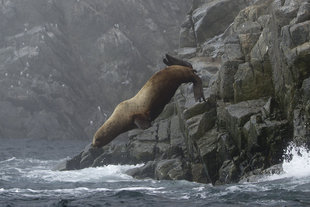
(92, 56, 205, 148)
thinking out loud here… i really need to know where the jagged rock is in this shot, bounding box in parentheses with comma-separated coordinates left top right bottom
(128, 141, 156, 163)
(261, 97, 281, 120)
(179, 15, 197, 48)
(79, 143, 104, 168)
(183, 99, 216, 120)
(191, 163, 208, 183)
(170, 115, 185, 148)
(155, 159, 189, 180)
(216, 160, 239, 185)
(222, 98, 267, 149)
(192, 0, 250, 44)
(157, 119, 170, 142)
(294, 2, 310, 24)
(239, 33, 261, 61)
(244, 116, 291, 164)
(195, 128, 219, 184)
(217, 133, 239, 164)
(239, 163, 283, 183)
(186, 108, 217, 141)
(92, 143, 132, 167)
(177, 47, 197, 59)
(218, 60, 243, 101)
(126, 161, 157, 179)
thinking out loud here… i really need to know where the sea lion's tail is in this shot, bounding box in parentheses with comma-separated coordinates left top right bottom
(163, 54, 193, 68)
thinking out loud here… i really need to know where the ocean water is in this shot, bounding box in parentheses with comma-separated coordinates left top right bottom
(1, 139, 310, 207)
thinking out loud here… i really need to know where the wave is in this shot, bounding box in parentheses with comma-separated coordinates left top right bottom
(0, 157, 17, 163)
(0, 186, 165, 197)
(263, 143, 310, 181)
(26, 164, 143, 183)
(0, 155, 143, 184)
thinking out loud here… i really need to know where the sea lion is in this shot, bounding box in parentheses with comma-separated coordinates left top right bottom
(92, 54, 205, 148)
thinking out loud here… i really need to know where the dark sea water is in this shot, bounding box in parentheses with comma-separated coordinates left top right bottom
(1, 138, 310, 207)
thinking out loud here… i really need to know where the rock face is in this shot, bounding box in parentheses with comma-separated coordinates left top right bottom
(28, 0, 310, 184)
(0, 0, 190, 140)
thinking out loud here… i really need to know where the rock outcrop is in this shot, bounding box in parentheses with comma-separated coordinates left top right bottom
(53, 0, 310, 184)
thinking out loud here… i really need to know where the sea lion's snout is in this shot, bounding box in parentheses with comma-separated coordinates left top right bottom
(92, 137, 102, 148)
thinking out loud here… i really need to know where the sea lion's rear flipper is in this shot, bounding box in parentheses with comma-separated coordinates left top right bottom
(163, 54, 193, 68)
(133, 113, 151, 129)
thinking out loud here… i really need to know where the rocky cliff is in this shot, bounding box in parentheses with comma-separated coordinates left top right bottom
(0, 0, 190, 140)
(57, 0, 310, 185)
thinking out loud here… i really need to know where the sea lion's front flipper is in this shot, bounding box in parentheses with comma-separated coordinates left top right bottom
(133, 113, 151, 129)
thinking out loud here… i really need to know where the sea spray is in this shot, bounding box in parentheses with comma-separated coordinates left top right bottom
(282, 143, 310, 178)
(265, 142, 310, 180)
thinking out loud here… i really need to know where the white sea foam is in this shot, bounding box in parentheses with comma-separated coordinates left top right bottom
(264, 143, 310, 181)
(225, 183, 269, 193)
(282, 144, 310, 178)
(0, 157, 16, 163)
(0, 187, 110, 196)
(25, 164, 142, 183)
(117, 187, 164, 191)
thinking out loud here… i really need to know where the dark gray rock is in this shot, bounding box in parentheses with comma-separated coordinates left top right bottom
(239, 163, 283, 183)
(192, 0, 251, 44)
(218, 60, 243, 101)
(179, 15, 197, 48)
(126, 161, 157, 179)
(217, 160, 239, 185)
(222, 98, 267, 149)
(155, 159, 189, 180)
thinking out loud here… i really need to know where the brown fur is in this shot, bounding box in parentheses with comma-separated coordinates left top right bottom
(92, 64, 205, 148)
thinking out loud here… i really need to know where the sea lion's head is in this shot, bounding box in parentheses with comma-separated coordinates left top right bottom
(92, 128, 108, 148)
(92, 136, 102, 148)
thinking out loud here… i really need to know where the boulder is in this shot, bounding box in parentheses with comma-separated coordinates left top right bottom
(192, 0, 250, 44)
(126, 161, 157, 179)
(222, 98, 267, 149)
(217, 160, 239, 185)
(179, 15, 197, 48)
(195, 129, 219, 184)
(218, 60, 243, 101)
(191, 163, 208, 183)
(155, 159, 190, 180)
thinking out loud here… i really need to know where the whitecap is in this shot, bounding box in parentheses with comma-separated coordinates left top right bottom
(0, 157, 16, 163)
(193, 186, 205, 192)
(262, 143, 310, 181)
(24, 164, 143, 183)
(225, 183, 269, 193)
(117, 187, 165, 192)
(180, 194, 190, 199)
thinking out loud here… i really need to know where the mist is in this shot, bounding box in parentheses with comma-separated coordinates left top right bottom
(0, 0, 190, 140)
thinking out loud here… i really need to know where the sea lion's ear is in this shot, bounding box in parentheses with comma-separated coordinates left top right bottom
(133, 113, 151, 129)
